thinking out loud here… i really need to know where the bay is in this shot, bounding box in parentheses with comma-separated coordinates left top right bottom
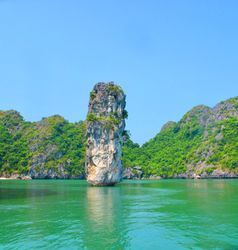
(0, 180, 237, 250)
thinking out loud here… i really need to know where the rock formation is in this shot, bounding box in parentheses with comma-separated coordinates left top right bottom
(85, 82, 127, 186)
(1, 90, 238, 180)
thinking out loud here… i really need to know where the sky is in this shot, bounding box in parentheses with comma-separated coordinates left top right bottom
(0, 0, 238, 144)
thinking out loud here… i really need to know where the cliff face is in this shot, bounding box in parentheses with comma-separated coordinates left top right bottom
(0, 111, 86, 179)
(123, 97, 238, 179)
(86, 82, 126, 186)
(185, 97, 238, 178)
(1, 93, 238, 180)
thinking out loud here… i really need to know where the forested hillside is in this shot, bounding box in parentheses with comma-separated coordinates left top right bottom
(1, 97, 238, 179)
(0, 111, 86, 178)
(123, 97, 238, 178)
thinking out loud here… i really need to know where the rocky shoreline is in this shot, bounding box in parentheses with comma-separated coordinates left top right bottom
(0, 175, 32, 180)
(123, 166, 238, 180)
(1, 167, 237, 181)
(1, 176, 237, 180)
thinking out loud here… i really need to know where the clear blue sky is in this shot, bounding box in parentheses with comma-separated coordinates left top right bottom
(0, 0, 237, 144)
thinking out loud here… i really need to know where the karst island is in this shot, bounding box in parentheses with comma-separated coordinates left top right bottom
(86, 82, 127, 186)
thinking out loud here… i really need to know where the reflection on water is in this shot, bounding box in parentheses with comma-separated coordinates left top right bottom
(87, 187, 115, 224)
(0, 180, 238, 250)
(83, 187, 129, 250)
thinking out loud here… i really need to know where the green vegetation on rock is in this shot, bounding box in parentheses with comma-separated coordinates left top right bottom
(86, 111, 126, 128)
(107, 84, 123, 94)
(0, 112, 86, 178)
(122, 97, 238, 178)
(90, 91, 96, 100)
(1, 96, 238, 179)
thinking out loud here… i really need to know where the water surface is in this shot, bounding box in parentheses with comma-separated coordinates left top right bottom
(0, 180, 237, 249)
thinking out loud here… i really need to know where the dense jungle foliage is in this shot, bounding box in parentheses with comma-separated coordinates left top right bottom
(0, 97, 238, 178)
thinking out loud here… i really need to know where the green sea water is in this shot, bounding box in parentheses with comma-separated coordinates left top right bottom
(0, 180, 237, 250)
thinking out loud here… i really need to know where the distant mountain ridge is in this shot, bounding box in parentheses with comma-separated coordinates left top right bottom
(1, 96, 238, 179)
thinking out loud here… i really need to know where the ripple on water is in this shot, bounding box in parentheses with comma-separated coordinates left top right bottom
(0, 180, 238, 250)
